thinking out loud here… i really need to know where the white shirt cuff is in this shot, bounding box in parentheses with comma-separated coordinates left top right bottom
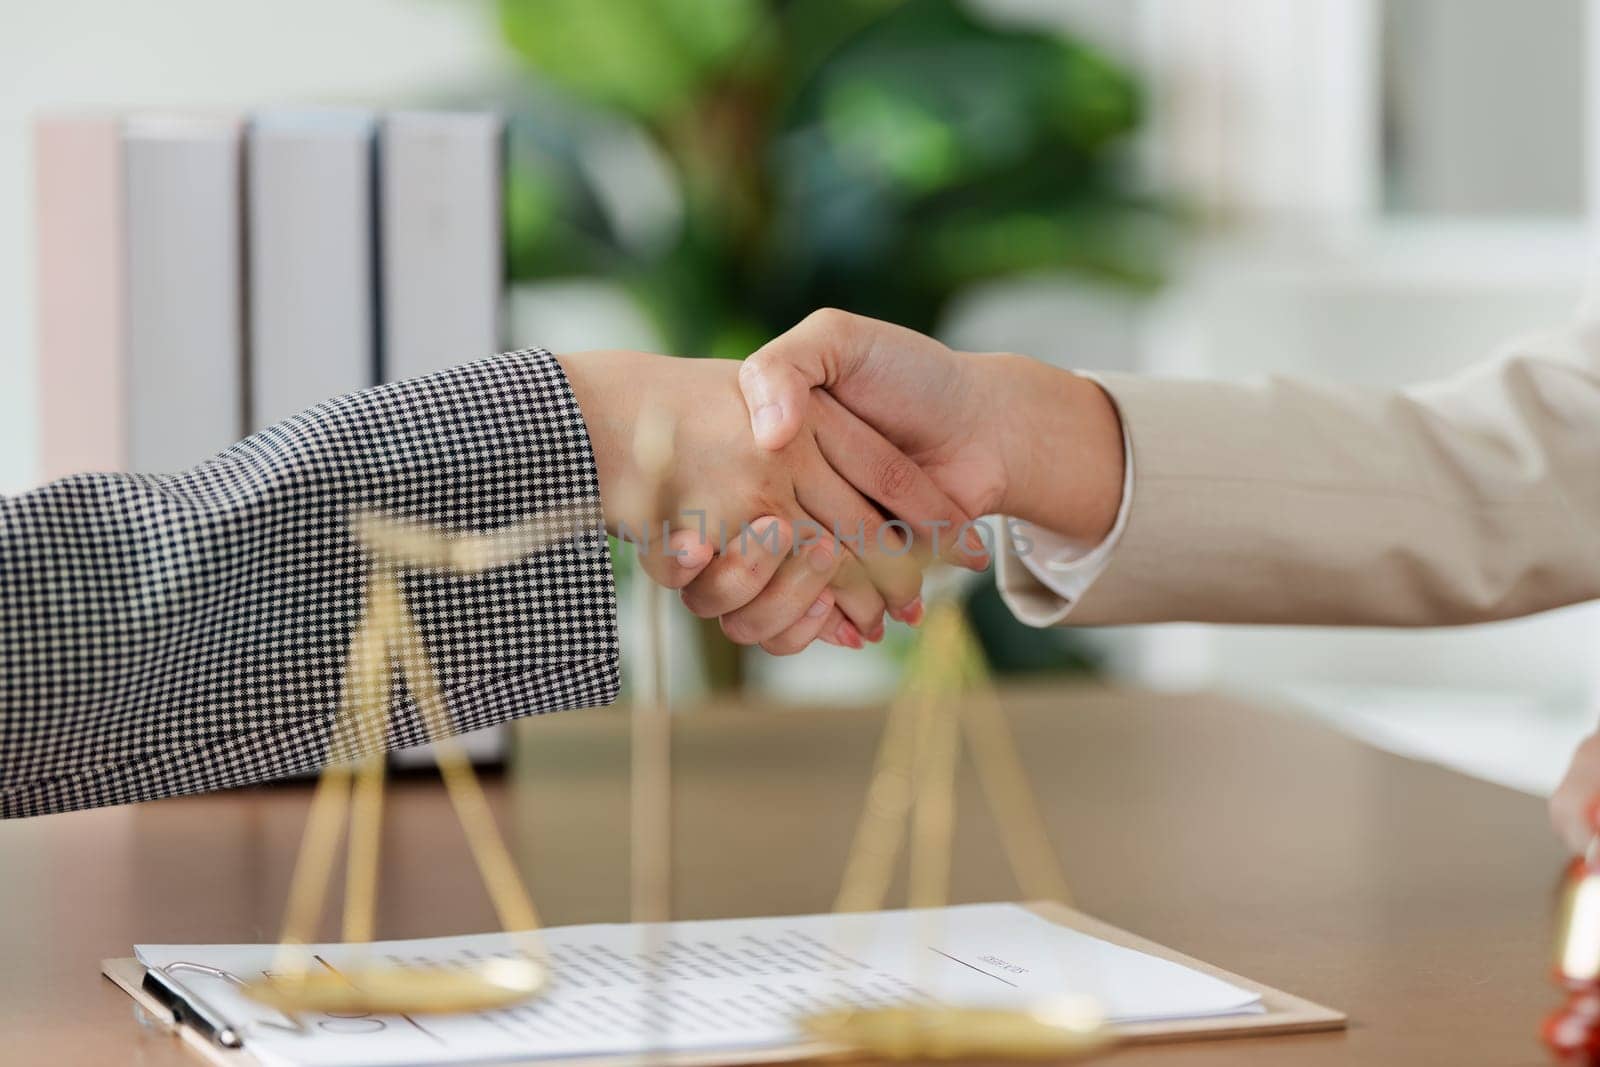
(1010, 425, 1133, 606)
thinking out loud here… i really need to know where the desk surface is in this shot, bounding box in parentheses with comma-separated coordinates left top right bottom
(0, 683, 1566, 1066)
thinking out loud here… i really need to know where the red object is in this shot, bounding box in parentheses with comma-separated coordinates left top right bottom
(1545, 963, 1600, 1061)
(1547, 805, 1600, 1062)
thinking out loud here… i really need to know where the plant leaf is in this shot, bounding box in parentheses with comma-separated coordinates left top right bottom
(498, 0, 765, 118)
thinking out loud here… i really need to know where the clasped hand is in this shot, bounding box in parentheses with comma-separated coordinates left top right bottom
(557, 309, 1126, 655)
(566, 315, 1600, 862)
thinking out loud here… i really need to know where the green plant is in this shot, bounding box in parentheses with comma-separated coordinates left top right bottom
(495, 0, 1166, 684)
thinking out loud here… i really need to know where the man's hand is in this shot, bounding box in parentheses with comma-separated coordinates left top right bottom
(735, 309, 1126, 545)
(1552, 731, 1600, 853)
(557, 349, 977, 653)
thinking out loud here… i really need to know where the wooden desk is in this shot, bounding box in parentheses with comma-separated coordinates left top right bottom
(0, 684, 1566, 1065)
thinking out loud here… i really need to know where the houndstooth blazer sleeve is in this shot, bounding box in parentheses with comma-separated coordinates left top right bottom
(0, 349, 619, 818)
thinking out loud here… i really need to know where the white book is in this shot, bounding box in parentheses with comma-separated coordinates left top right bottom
(247, 109, 378, 430)
(378, 111, 504, 382)
(123, 115, 245, 473)
(377, 111, 507, 767)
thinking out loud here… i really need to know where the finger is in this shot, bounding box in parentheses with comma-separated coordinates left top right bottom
(760, 588, 839, 656)
(1553, 791, 1596, 856)
(632, 527, 714, 590)
(808, 606, 859, 649)
(827, 608, 864, 649)
(812, 389, 990, 571)
(792, 445, 924, 619)
(740, 308, 872, 450)
(784, 508, 885, 640)
(679, 516, 791, 618)
(1552, 734, 1600, 853)
(720, 536, 838, 646)
(827, 553, 889, 643)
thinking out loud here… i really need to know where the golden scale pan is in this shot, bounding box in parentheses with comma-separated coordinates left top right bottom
(242, 413, 1113, 1061)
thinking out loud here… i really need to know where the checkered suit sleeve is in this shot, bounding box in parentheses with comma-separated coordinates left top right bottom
(0, 349, 619, 817)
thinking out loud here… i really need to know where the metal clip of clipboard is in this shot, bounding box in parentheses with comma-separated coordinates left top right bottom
(141, 964, 245, 1049)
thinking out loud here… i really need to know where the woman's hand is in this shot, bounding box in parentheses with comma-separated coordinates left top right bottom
(1552, 731, 1600, 853)
(557, 349, 980, 652)
(737, 308, 1126, 545)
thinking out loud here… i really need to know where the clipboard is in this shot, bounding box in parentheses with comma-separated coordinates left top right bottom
(102, 903, 1346, 1066)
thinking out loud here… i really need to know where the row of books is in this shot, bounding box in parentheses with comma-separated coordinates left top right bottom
(35, 109, 505, 482)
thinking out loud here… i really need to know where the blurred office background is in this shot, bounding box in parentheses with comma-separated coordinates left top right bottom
(4, 0, 1597, 795)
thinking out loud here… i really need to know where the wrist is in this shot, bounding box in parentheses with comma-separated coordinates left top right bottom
(554, 350, 646, 534)
(986, 354, 1124, 544)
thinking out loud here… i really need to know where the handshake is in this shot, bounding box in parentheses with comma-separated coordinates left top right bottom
(556, 310, 1127, 655)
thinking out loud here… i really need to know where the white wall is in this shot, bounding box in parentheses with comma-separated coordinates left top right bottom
(1384, 0, 1586, 217)
(0, 0, 505, 493)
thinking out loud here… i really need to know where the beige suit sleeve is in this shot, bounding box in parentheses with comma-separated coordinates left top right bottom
(998, 324, 1600, 626)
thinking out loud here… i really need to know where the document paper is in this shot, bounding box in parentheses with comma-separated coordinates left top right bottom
(135, 903, 1261, 1067)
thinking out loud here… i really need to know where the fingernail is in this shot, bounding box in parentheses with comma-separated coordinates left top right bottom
(896, 597, 924, 626)
(963, 526, 990, 569)
(837, 621, 864, 650)
(806, 538, 835, 573)
(752, 403, 784, 441)
(806, 593, 832, 619)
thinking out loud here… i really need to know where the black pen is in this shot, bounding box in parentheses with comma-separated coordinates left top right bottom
(142, 966, 244, 1049)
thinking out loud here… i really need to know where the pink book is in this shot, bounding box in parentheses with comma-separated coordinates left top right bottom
(34, 115, 127, 480)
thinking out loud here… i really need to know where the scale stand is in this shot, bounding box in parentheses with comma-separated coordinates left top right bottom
(240, 409, 1109, 1060)
(244, 413, 681, 1018)
(240, 508, 611, 1015)
(799, 599, 1114, 1061)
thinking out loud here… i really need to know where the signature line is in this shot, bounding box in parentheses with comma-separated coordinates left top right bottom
(927, 947, 1019, 987)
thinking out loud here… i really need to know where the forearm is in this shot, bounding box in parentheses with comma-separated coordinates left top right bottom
(1, 350, 619, 816)
(1042, 329, 1600, 626)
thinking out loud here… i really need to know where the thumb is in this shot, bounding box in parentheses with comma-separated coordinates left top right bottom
(739, 350, 815, 451)
(740, 308, 870, 450)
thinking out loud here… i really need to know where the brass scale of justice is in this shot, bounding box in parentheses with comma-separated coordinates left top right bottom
(241, 412, 1111, 1061)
